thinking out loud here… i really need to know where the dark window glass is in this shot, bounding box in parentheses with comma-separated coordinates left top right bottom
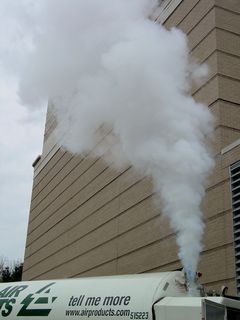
(227, 307, 240, 320)
(205, 301, 225, 320)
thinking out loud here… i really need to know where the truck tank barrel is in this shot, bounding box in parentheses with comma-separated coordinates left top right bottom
(0, 271, 239, 320)
(0, 271, 188, 319)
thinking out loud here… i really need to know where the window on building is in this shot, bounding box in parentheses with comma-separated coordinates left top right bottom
(230, 161, 240, 294)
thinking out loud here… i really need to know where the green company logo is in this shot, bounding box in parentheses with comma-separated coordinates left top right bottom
(0, 282, 57, 317)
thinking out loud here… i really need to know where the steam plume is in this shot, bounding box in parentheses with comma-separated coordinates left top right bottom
(2, 0, 214, 282)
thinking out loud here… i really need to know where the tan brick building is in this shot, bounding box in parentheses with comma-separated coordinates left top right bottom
(23, 0, 240, 295)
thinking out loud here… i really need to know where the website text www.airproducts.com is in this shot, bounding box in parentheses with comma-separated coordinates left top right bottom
(65, 295, 149, 319)
(65, 308, 149, 318)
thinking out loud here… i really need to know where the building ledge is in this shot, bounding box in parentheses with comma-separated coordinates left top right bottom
(32, 155, 41, 168)
(221, 138, 240, 155)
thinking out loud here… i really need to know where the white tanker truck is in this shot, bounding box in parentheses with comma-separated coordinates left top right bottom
(0, 271, 239, 319)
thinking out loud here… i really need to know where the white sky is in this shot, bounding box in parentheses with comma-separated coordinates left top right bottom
(0, 72, 45, 261)
(0, 0, 45, 262)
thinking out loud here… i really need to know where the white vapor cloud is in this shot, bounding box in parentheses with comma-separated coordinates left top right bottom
(0, 0, 214, 284)
(0, 0, 45, 260)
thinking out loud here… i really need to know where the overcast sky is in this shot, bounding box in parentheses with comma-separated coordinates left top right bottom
(0, 72, 45, 261)
(0, 0, 44, 262)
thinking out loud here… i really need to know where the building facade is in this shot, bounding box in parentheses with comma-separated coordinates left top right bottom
(23, 0, 240, 295)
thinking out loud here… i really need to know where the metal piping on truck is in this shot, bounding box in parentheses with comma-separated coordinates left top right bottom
(0, 270, 239, 319)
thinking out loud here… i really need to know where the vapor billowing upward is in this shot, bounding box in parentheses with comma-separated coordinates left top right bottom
(1, 0, 214, 283)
